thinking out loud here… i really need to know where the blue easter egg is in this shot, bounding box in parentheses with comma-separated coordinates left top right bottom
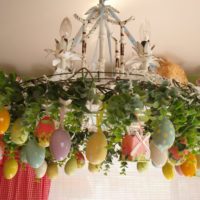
(20, 147, 28, 163)
(152, 118, 175, 151)
(25, 139, 45, 168)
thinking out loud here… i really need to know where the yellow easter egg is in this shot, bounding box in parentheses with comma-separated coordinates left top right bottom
(162, 162, 175, 180)
(46, 163, 58, 179)
(0, 107, 10, 134)
(86, 131, 107, 165)
(64, 158, 78, 175)
(3, 158, 18, 180)
(196, 155, 200, 169)
(137, 161, 149, 173)
(11, 119, 28, 145)
(88, 163, 100, 173)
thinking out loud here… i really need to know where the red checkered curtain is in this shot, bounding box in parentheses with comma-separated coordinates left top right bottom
(0, 162, 51, 200)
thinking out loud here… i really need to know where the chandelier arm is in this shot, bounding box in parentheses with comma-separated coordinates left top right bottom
(105, 20, 113, 66)
(108, 9, 136, 46)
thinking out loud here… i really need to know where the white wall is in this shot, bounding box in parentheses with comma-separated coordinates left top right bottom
(0, 0, 200, 76)
(49, 163, 200, 200)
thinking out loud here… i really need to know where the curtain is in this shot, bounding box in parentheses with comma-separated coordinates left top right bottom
(0, 159, 51, 200)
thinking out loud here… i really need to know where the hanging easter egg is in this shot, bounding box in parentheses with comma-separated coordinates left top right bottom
(0, 136, 5, 163)
(180, 154, 197, 177)
(86, 131, 107, 165)
(64, 158, 78, 175)
(162, 162, 175, 180)
(122, 135, 135, 156)
(0, 107, 10, 134)
(46, 163, 58, 179)
(10, 118, 28, 145)
(152, 118, 175, 151)
(20, 147, 28, 163)
(75, 152, 85, 168)
(196, 155, 200, 169)
(34, 160, 47, 179)
(88, 163, 101, 173)
(3, 158, 18, 180)
(150, 141, 168, 168)
(122, 134, 149, 161)
(168, 139, 188, 166)
(137, 161, 149, 173)
(50, 129, 71, 161)
(175, 166, 183, 176)
(35, 116, 55, 147)
(25, 139, 45, 168)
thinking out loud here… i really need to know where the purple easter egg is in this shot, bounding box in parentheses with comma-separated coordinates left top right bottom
(50, 129, 71, 161)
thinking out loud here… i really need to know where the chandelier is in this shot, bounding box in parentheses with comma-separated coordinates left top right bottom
(0, 0, 200, 181)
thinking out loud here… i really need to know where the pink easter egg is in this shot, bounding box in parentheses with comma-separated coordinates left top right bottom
(175, 165, 184, 176)
(50, 129, 71, 161)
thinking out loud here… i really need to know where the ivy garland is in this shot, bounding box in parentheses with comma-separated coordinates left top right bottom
(0, 69, 200, 177)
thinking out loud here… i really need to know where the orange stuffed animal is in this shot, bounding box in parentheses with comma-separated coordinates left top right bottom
(157, 59, 188, 85)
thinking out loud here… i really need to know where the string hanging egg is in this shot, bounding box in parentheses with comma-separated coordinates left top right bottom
(152, 118, 175, 151)
(34, 116, 55, 147)
(0, 107, 10, 134)
(50, 129, 71, 161)
(25, 139, 45, 168)
(86, 131, 107, 165)
(10, 118, 28, 145)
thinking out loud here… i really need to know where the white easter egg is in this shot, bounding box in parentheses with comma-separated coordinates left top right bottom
(34, 161, 47, 179)
(150, 141, 168, 168)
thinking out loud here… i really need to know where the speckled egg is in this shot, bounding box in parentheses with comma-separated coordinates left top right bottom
(152, 118, 175, 151)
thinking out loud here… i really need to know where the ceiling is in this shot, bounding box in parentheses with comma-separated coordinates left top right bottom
(0, 0, 200, 77)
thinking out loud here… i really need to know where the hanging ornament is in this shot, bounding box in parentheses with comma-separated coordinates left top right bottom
(0, 107, 10, 134)
(122, 134, 135, 156)
(175, 165, 184, 176)
(152, 118, 175, 152)
(180, 154, 197, 177)
(137, 161, 149, 173)
(64, 157, 78, 175)
(168, 138, 189, 166)
(46, 162, 59, 179)
(122, 134, 149, 161)
(34, 116, 55, 147)
(75, 152, 85, 168)
(59, 17, 72, 38)
(20, 147, 28, 163)
(196, 155, 200, 169)
(34, 160, 48, 179)
(86, 130, 107, 165)
(10, 118, 28, 145)
(88, 163, 101, 173)
(50, 129, 71, 161)
(3, 158, 18, 180)
(0, 136, 5, 164)
(150, 141, 168, 168)
(25, 139, 45, 168)
(162, 161, 175, 180)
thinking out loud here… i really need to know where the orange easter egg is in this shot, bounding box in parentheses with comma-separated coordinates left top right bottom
(0, 107, 10, 134)
(180, 154, 197, 177)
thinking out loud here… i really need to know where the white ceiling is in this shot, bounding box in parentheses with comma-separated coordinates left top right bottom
(0, 0, 200, 77)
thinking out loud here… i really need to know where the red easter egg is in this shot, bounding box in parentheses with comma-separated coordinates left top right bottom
(35, 116, 55, 147)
